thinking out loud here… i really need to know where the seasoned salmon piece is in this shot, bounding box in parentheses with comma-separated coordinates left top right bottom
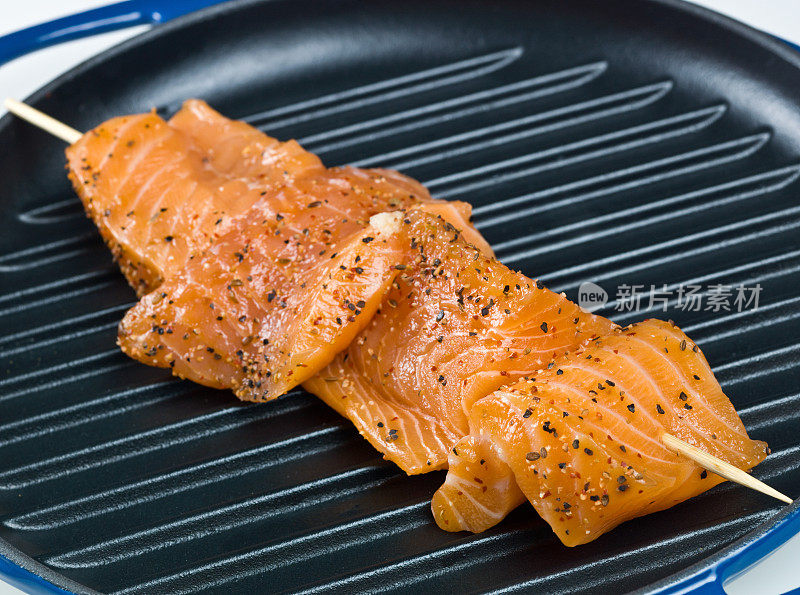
(66, 101, 322, 296)
(119, 209, 405, 400)
(304, 209, 615, 474)
(432, 319, 769, 545)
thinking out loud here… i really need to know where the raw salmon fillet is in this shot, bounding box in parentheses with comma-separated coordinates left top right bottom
(304, 209, 615, 474)
(66, 100, 322, 296)
(432, 319, 769, 545)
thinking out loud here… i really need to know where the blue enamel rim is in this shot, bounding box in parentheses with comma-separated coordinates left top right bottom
(0, 555, 74, 595)
(0, 1, 797, 593)
(0, 0, 226, 65)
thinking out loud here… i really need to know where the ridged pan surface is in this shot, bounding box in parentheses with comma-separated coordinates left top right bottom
(1, 0, 799, 593)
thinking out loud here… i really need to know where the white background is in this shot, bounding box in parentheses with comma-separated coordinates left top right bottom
(0, 1, 798, 594)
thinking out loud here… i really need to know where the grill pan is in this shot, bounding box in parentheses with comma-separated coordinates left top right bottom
(1, 0, 799, 592)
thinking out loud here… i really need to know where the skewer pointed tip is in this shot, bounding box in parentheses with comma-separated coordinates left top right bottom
(662, 432, 793, 505)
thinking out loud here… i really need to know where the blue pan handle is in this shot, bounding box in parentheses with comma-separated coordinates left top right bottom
(0, 0, 229, 67)
(0, 2, 798, 595)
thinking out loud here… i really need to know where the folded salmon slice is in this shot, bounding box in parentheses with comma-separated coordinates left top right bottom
(304, 209, 615, 474)
(66, 100, 323, 296)
(432, 319, 768, 545)
(119, 209, 406, 399)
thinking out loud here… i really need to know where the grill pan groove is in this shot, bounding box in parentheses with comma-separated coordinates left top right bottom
(305, 63, 615, 157)
(243, 47, 526, 128)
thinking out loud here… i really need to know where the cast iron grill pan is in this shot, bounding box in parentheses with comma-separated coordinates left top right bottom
(0, 0, 799, 592)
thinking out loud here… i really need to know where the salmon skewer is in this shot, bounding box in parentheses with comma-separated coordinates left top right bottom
(432, 319, 770, 545)
(6, 99, 788, 537)
(304, 209, 615, 473)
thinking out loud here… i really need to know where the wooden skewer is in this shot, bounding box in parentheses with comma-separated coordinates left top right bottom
(3, 98, 794, 507)
(663, 432, 792, 504)
(4, 98, 82, 144)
